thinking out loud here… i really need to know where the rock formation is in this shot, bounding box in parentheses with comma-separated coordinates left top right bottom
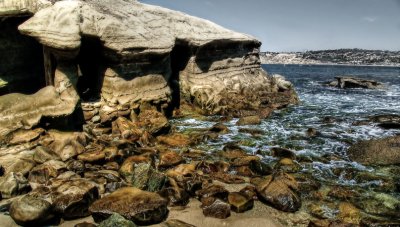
(0, 0, 297, 136)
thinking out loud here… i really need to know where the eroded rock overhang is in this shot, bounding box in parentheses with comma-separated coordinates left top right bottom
(0, 0, 298, 136)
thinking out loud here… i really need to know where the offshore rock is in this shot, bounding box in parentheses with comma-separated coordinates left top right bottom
(328, 76, 383, 89)
(89, 187, 168, 225)
(347, 135, 400, 165)
(9, 194, 53, 226)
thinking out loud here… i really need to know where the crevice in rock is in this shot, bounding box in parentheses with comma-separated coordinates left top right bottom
(0, 17, 45, 95)
(168, 39, 192, 113)
(76, 36, 105, 102)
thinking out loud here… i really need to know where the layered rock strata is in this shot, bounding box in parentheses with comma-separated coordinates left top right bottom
(0, 0, 298, 135)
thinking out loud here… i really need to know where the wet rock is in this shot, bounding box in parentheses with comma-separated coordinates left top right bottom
(119, 155, 153, 184)
(0, 172, 30, 199)
(112, 117, 142, 141)
(133, 163, 166, 191)
(163, 219, 196, 227)
(158, 186, 190, 207)
(9, 194, 53, 226)
(239, 185, 258, 201)
(89, 187, 168, 225)
(256, 172, 301, 212)
(228, 192, 254, 213)
(328, 76, 383, 89)
(236, 115, 261, 126)
(294, 174, 321, 194)
(328, 186, 360, 200)
(104, 147, 119, 162)
(195, 184, 229, 201)
(51, 179, 99, 219)
(220, 143, 247, 160)
(212, 172, 245, 184)
(202, 198, 231, 219)
(104, 162, 120, 171)
(338, 202, 361, 225)
(166, 163, 196, 179)
(66, 159, 85, 175)
(33, 146, 61, 164)
(352, 192, 400, 218)
(208, 123, 229, 134)
(307, 202, 337, 220)
(77, 147, 106, 163)
(84, 170, 122, 183)
(10, 128, 44, 145)
(157, 133, 193, 147)
(322, 116, 336, 124)
(138, 109, 170, 135)
(98, 213, 138, 227)
(195, 161, 219, 174)
(159, 151, 184, 169)
(275, 158, 302, 173)
(270, 147, 297, 160)
(28, 160, 66, 184)
(238, 128, 264, 136)
(306, 128, 320, 137)
(41, 130, 87, 161)
(231, 155, 260, 167)
(347, 135, 400, 165)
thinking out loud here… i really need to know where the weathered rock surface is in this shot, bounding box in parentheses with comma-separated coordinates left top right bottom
(89, 187, 168, 225)
(9, 194, 53, 226)
(347, 136, 400, 165)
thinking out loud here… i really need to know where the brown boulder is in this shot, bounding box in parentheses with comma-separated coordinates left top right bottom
(256, 172, 301, 212)
(51, 179, 99, 219)
(89, 187, 168, 225)
(228, 192, 254, 213)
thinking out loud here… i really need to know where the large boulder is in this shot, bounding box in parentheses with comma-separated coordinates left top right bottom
(347, 136, 400, 165)
(89, 187, 168, 225)
(9, 194, 53, 226)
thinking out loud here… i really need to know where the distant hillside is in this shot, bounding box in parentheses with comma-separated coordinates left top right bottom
(260, 49, 400, 66)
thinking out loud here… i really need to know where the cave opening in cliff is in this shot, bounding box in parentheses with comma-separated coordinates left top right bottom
(0, 17, 45, 96)
(169, 40, 192, 112)
(76, 36, 105, 102)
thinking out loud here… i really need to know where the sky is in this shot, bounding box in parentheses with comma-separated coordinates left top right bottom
(141, 0, 400, 52)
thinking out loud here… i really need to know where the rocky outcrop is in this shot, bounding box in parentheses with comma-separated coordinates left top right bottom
(347, 136, 400, 165)
(0, 0, 297, 136)
(326, 77, 383, 89)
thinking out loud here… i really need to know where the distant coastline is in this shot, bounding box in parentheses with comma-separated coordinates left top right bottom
(260, 49, 400, 67)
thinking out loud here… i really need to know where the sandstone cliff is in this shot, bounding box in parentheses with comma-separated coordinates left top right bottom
(0, 0, 298, 136)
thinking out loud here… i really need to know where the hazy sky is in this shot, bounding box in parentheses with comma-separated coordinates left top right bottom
(141, 0, 400, 52)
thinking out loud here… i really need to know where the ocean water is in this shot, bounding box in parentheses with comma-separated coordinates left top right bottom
(173, 64, 400, 220)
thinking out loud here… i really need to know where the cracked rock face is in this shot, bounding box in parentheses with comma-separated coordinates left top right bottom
(0, 0, 298, 136)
